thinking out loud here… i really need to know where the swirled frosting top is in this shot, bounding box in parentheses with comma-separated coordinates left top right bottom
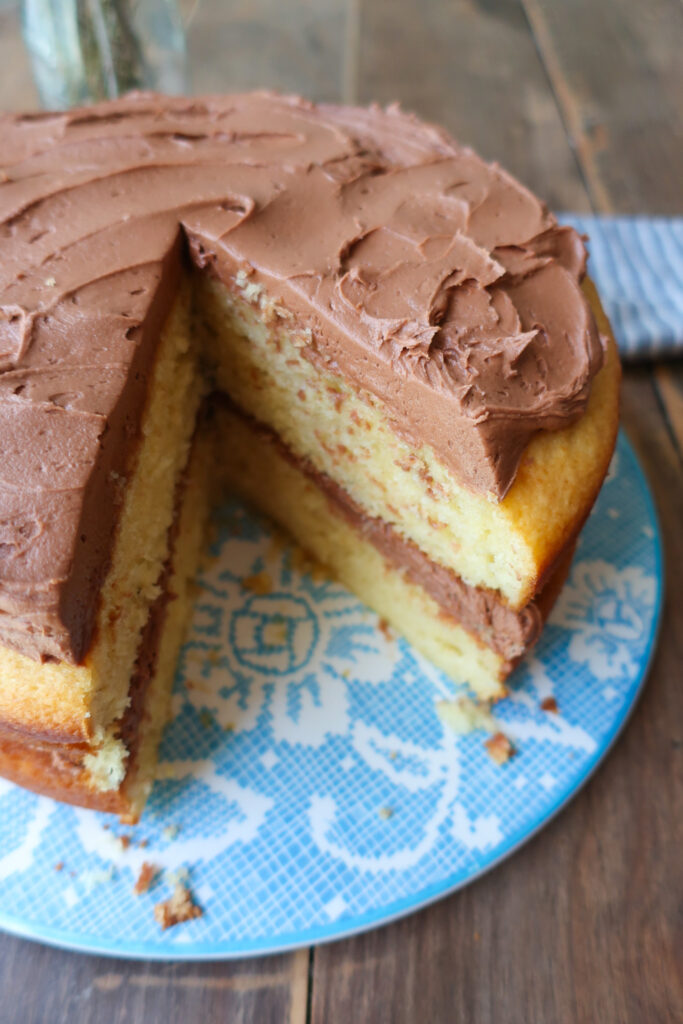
(0, 92, 605, 663)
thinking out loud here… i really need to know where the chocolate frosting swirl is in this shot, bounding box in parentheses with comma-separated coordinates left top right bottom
(0, 92, 604, 663)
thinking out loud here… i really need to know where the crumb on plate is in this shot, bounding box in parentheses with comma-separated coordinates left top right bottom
(377, 617, 394, 641)
(437, 695, 498, 736)
(484, 732, 515, 765)
(242, 571, 272, 595)
(134, 861, 159, 896)
(154, 884, 203, 930)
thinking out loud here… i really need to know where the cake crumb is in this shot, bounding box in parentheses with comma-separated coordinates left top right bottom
(264, 616, 288, 647)
(378, 806, 394, 820)
(267, 533, 286, 560)
(153, 884, 203, 930)
(289, 546, 331, 582)
(241, 280, 263, 304)
(235, 267, 252, 288)
(187, 679, 212, 695)
(54, 861, 64, 872)
(377, 618, 394, 642)
(162, 824, 181, 842)
(242, 571, 272, 594)
(44, 276, 56, 287)
(437, 696, 498, 736)
(199, 709, 215, 729)
(81, 866, 116, 893)
(291, 327, 312, 349)
(485, 732, 515, 765)
(164, 866, 190, 889)
(540, 696, 559, 713)
(134, 861, 159, 896)
(119, 834, 132, 851)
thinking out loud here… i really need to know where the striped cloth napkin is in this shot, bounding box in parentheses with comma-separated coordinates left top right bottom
(559, 215, 683, 360)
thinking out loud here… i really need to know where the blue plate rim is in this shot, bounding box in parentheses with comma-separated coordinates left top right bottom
(0, 430, 665, 961)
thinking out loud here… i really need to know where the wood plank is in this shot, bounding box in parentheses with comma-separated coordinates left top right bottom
(311, 373, 683, 1024)
(654, 363, 683, 461)
(0, 933, 309, 1024)
(521, 0, 683, 213)
(355, 0, 591, 211)
(186, 0, 348, 102)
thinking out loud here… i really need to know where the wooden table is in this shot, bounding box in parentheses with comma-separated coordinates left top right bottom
(0, 1, 681, 1020)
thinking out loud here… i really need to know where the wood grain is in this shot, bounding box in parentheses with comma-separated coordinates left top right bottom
(186, 0, 348, 102)
(0, 935, 309, 1024)
(654, 364, 683, 458)
(355, 0, 591, 212)
(521, 0, 683, 214)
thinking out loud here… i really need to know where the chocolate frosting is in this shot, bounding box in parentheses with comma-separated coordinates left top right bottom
(0, 92, 604, 663)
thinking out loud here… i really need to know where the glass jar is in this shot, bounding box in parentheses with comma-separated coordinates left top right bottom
(21, 0, 188, 109)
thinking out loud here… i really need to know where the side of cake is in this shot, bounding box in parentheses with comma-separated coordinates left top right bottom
(0, 92, 620, 819)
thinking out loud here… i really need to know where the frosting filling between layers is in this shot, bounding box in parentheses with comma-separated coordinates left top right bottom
(0, 92, 606, 665)
(217, 400, 558, 662)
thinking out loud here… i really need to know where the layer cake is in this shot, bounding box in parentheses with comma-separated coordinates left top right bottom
(0, 93, 620, 819)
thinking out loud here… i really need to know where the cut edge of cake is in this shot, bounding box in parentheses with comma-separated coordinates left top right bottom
(0, 270, 619, 818)
(0, 280, 202, 750)
(0, 427, 211, 822)
(0, 91, 621, 818)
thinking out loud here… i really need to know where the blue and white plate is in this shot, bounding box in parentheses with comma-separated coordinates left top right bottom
(0, 431, 663, 959)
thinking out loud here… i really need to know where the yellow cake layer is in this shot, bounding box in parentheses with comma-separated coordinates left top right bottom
(103, 432, 211, 812)
(214, 405, 508, 700)
(0, 432, 211, 809)
(198, 273, 620, 611)
(0, 280, 203, 747)
(0, 271, 618, 813)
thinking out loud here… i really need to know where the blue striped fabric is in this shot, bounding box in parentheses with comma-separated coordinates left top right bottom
(558, 215, 683, 360)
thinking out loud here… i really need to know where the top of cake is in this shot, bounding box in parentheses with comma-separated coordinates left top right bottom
(0, 91, 605, 664)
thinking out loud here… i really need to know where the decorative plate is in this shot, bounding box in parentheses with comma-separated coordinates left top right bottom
(0, 431, 662, 959)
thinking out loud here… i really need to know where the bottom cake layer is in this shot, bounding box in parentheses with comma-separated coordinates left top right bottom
(0, 437, 211, 823)
(0, 403, 576, 818)
(213, 404, 574, 701)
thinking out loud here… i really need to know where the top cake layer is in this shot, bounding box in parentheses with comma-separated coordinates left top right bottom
(0, 92, 604, 664)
